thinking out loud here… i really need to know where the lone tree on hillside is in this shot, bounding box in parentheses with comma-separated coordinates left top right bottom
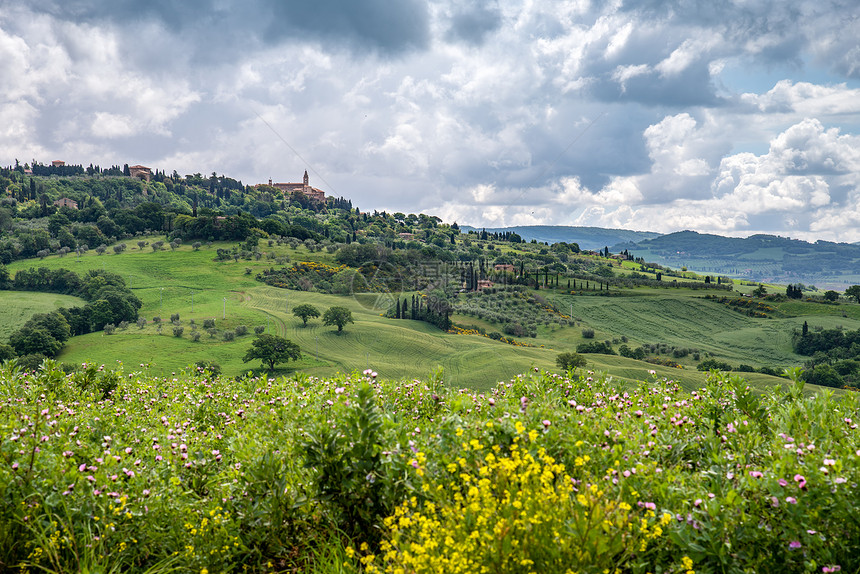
(846, 285, 860, 304)
(556, 352, 587, 372)
(243, 334, 301, 370)
(292, 303, 320, 327)
(323, 306, 354, 332)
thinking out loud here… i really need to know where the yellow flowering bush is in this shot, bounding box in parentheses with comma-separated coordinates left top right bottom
(367, 434, 655, 573)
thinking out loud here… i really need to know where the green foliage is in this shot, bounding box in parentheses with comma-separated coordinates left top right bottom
(697, 358, 733, 371)
(322, 306, 354, 332)
(618, 344, 646, 360)
(802, 364, 844, 388)
(2, 366, 858, 572)
(555, 351, 587, 371)
(846, 285, 860, 303)
(0, 343, 15, 362)
(303, 382, 401, 541)
(9, 325, 64, 357)
(456, 287, 568, 335)
(576, 340, 615, 354)
(194, 360, 221, 376)
(292, 303, 320, 326)
(242, 333, 301, 370)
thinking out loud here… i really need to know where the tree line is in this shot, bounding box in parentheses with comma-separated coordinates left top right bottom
(0, 266, 141, 367)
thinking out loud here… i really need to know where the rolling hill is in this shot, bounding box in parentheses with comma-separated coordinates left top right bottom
(614, 230, 860, 289)
(459, 225, 661, 250)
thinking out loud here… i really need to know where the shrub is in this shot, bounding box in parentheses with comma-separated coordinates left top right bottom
(136, 317, 147, 329)
(190, 331, 201, 342)
(223, 331, 235, 342)
(152, 316, 161, 324)
(581, 328, 595, 339)
(15, 353, 48, 371)
(576, 341, 615, 354)
(556, 352, 587, 371)
(103, 323, 115, 335)
(254, 325, 265, 335)
(170, 313, 180, 323)
(697, 358, 733, 371)
(235, 325, 248, 336)
(172, 326, 184, 337)
(118, 321, 129, 330)
(203, 318, 215, 329)
(503, 323, 527, 337)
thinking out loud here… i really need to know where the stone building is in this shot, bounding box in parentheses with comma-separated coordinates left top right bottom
(263, 170, 325, 202)
(53, 197, 78, 209)
(129, 165, 152, 181)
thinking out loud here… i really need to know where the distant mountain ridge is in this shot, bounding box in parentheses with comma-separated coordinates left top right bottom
(613, 230, 860, 289)
(460, 225, 860, 288)
(459, 225, 661, 251)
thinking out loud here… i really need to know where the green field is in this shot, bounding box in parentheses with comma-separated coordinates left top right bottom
(6, 238, 859, 391)
(545, 290, 860, 367)
(0, 291, 86, 342)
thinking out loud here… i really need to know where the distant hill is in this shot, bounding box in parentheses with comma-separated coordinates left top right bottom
(615, 230, 860, 290)
(459, 225, 661, 251)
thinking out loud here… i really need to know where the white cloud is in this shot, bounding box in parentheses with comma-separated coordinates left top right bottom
(3, 0, 860, 243)
(656, 33, 721, 77)
(742, 80, 860, 116)
(612, 64, 650, 92)
(91, 113, 136, 139)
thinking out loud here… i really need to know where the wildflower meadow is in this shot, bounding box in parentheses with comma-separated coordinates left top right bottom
(1, 360, 858, 573)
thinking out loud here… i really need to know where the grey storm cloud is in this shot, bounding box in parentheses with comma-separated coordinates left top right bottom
(27, 0, 431, 57)
(444, 1, 503, 45)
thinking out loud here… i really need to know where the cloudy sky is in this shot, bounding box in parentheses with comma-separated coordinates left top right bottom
(3, 0, 860, 242)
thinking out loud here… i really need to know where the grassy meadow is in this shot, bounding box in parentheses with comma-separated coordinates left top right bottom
(6, 236, 860, 391)
(0, 291, 85, 342)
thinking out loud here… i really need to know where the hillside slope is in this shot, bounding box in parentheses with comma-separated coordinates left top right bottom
(460, 225, 661, 250)
(616, 230, 860, 288)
